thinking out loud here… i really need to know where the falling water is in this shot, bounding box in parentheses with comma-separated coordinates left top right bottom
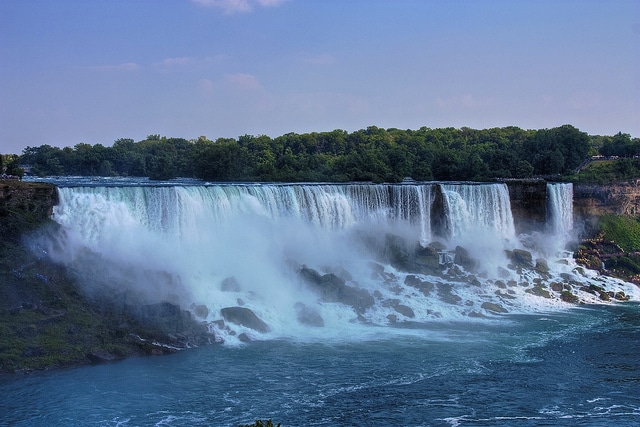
(42, 180, 638, 342)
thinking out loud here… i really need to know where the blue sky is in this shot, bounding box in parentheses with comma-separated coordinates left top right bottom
(1, 0, 639, 154)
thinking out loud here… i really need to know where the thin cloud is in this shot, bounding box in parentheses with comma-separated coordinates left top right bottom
(191, 0, 288, 14)
(224, 73, 263, 91)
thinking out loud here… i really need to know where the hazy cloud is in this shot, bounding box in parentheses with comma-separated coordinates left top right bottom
(191, 0, 288, 14)
(224, 73, 263, 91)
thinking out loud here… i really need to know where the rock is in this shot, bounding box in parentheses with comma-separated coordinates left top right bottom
(238, 333, 252, 343)
(393, 304, 415, 318)
(453, 246, 478, 271)
(614, 291, 630, 301)
(507, 249, 534, 268)
(294, 303, 324, 327)
(404, 275, 435, 296)
(221, 276, 241, 292)
(429, 241, 447, 251)
(526, 285, 551, 298)
(87, 349, 119, 363)
(436, 282, 462, 305)
(141, 301, 181, 318)
(481, 302, 508, 313)
(414, 245, 441, 270)
(535, 258, 550, 274)
(191, 304, 209, 319)
(220, 307, 271, 333)
(561, 291, 580, 304)
(384, 234, 412, 270)
(299, 266, 374, 314)
(550, 282, 564, 292)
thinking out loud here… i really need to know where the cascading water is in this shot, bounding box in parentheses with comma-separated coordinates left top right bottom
(44, 180, 638, 343)
(547, 182, 574, 239)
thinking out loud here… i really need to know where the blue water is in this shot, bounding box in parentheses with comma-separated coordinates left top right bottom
(1, 304, 639, 426)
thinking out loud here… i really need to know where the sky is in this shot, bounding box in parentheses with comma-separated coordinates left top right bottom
(1, 0, 639, 154)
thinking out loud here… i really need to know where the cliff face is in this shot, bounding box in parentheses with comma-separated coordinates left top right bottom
(573, 182, 640, 235)
(505, 181, 547, 234)
(0, 181, 58, 242)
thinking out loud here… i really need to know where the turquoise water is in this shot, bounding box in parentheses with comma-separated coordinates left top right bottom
(2, 304, 639, 426)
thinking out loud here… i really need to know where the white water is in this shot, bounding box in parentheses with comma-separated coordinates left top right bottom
(43, 181, 639, 343)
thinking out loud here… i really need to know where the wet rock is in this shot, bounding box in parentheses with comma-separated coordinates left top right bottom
(561, 291, 580, 304)
(614, 291, 630, 301)
(535, 258, 550, 274)
(393, 304, 415, 318)
(550, 282, 564, 292)
(294, 302, 324, 327)
(453, 246, 478, 271)
(526, 285, 551, 298)
(481, 302, 508, 313)
(220, 307, 271, 333)
(221, 276, 241, 292)
(506, 248, 534, 268)
(299, 266, 374, 314)
(87, 349, 119, 363)
(404, 275, 435, 296)
(436, 282, 462, 305)
(414, 245, 441, 271)
(191, 304, 209, 319)
(384, 234, 412, 270)
(238, 333, 252, 343)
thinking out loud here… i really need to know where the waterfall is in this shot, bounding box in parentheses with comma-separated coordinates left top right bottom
(439, 183, 516, 241)
(546, 182, 574, 237)
(42, 180, 637, 341)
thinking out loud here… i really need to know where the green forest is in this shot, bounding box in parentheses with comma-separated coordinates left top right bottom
(5, 125, 640, 183)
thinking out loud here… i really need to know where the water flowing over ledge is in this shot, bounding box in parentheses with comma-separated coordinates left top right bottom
(39, 180, 639, 344)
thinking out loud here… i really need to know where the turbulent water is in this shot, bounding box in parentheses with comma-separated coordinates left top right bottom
(3, 178, 640, 425)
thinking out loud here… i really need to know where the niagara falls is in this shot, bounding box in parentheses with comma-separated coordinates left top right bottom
(2, 178, 639, 425)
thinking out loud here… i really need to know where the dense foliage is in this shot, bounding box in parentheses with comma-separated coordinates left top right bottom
(10, 124, 624, 182)
(598, 214, 640, 253)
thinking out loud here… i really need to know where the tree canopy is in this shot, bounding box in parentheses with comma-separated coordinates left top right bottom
(11, 125, 637, 182)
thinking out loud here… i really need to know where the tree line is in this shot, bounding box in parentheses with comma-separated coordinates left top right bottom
(8, 125, 639, 182)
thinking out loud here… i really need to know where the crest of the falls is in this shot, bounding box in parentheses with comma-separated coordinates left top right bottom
(45, 181, 639, 343)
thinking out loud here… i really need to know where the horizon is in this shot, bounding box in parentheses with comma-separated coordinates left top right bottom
(1, 0, 639, 154)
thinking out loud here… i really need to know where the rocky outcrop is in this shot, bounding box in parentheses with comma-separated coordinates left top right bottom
(0, 181, 58, 243)
(505, 180, 547, 234)
(573, 182, 640, 235)
(299, 266, 375, 314)
(220, 306, 271, 333)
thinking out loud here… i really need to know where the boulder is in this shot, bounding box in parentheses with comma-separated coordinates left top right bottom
(384, 234, 411, 270)
(393, 304, 415, 318)
(294, 302, 324, 327)
(481, 302, 508, 313)
(220, 307, 271, 333)
(191, 304, 209, 319)
(414, 245, 441, 270)
(404, 275, 435, 296)
(535, 258, 550, 274)
(221, 276, 241, 292)
(453, 246, 478, 271)
(525, 285, 551, 298)
(436, 282, 462, 305)
(299, 266, 374, 314)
